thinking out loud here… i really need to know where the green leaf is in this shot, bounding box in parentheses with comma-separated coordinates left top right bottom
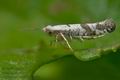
(74, 44, 120, 61)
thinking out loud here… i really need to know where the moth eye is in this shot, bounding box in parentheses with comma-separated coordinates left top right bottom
(48, 31, 52, 35)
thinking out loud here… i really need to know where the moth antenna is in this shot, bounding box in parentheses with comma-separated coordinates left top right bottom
(20, 26, 43, 32)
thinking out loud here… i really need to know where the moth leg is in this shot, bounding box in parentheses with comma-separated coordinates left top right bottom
(50, 40, 55, 46)
(60, 33, 73, 51)
(54, 34, 59, 47)
(70, 35, 73, 40)
(92, 34, 104, 39)
(79, 36, 84, 42)
(55, 35, 58, 43)
(98, 35, 104, 37)
(50, 35, 58, 46)
(92, 36, 97, 39)
(74, 36, 84, 42)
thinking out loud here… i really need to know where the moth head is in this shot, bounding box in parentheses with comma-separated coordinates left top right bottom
(104, 18, 116, 33)
(42, 25, 54, 35)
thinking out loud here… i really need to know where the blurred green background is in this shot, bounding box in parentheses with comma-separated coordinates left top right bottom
(0, 0, 120, 80)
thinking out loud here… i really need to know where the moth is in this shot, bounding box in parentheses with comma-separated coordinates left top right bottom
(42, 19, 116, 51)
